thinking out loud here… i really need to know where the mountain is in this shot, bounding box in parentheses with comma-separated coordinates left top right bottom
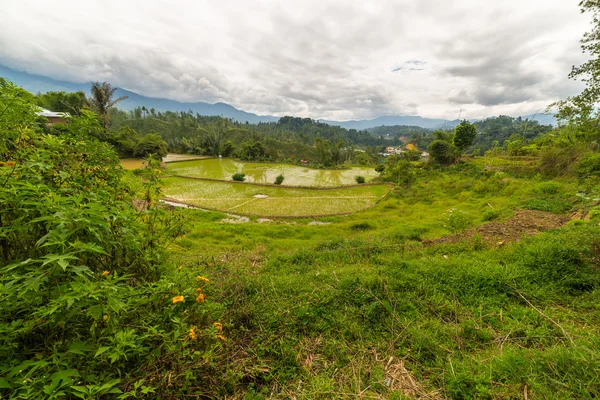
(323, 113, 556, 131)
(1, 65, 557, 128)
(321, 115, 462, 130)
(0, 65, 278, 124)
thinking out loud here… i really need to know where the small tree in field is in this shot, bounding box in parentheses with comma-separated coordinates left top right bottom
(428, 140, 456, 165)
(453, 120, 477, 156)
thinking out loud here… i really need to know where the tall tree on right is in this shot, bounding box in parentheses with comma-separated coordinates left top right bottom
(87, 82, 128, 128)
(453, 120, 477, 156)
(553, 1, 600, 127)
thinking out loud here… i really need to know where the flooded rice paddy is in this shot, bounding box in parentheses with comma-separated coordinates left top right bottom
(166, 158, 378, 187)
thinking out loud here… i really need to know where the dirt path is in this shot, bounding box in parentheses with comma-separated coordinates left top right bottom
(426, 210, 570, 247)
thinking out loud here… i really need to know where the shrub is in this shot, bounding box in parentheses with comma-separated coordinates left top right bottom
(576, 153, 600, 179)
(535, 181, 563, 195)
(232, 173, 246, 181)
(481, 209, 501, 222)
(523, 198, 572, 213)
(443, 208, 471, 233)
(355, 175, 365, 184)
(350, 222, 373, 231)
(428, 140, 457, 165)
(274, 174, 284, 185)
(375, 164, 385, 173)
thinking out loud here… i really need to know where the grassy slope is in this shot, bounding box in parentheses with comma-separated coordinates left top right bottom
(166, 161, 600, 398)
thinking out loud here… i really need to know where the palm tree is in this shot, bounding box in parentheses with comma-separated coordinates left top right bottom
(88, 82, 128, 128)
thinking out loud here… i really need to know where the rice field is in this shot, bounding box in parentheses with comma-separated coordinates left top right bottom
(161, 177, 390, 217)
(166, 158, 379, 187)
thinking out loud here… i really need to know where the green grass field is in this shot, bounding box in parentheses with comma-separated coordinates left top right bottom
(165, 158, 379, 187)
(163, 161, 600, 398)
(161, 176, 390, 217)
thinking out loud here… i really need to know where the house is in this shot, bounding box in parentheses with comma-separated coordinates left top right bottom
(421, 152, 429, 158)
(36, 108, 70, 126)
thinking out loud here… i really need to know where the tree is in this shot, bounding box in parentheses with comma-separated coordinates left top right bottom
(36, 91, 86, 116)
(428, 140, 456, 165)
(134, 133, 168, 158)
(453, 120, 477, 154)
(553, 1, 600, 127)
(88, 82, 128, 128)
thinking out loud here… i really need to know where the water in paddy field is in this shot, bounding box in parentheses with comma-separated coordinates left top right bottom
(167, 158, 378, 187)
(120, 159, 147, 170)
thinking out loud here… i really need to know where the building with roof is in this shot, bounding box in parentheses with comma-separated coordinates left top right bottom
(36, 108, 70, 126)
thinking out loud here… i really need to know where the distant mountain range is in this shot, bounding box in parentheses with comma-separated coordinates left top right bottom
(0, 64, 557, 129)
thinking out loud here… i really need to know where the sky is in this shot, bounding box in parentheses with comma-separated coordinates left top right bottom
(0, 0, 591, 121)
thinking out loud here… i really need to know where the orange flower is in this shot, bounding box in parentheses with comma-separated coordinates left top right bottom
(189, 326, 198, 340)
(213, 322, 222, 332)
(195, 287, 203, 293)
(178, 265, 183, 270)
(172, 296, 185, 304)
(196, 293, 205, 303)
(216, 335, 226, 341)
(196, 276, 210, 282)
(102, 271, 110, 276)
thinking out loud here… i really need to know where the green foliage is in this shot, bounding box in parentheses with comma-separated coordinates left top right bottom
(355, 175, 365, 184)
(133, 132, 168, 158)
(381, 157, 416, 187)
(442, 208, 471, 233)
(36, 91, 87, 116)
(481, 208, 501, 221)
(232, 172, 246, 181)
(428, 139, 456, 165)
(88, 82, 128, 128)
(453, 120, 477, 153)
(375, 164, 385, 173)
(535, 181, 563, 195)
(576, 152, 600, 179)
(274, 174, 284, 185)
(0, 81, 224, 398)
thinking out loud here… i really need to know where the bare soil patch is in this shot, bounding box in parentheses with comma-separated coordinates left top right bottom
(427, 210, 570, 246)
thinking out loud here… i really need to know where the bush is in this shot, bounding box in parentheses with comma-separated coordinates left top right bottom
(0, 80, 224, 398)
(274, 174, 284, 185)
(428, 140, 457, 165)
(481, 209, 501, 222)
(232, 173, 246, 181)
(535, 181, 563, 195)
(523, 198, 572, 213)
(355, 175, 365, 184)
(350, 222, 373, 231)
(375, 164, 385, 173)
(443, 208, 471, 233)
(576, 153, 600, 179)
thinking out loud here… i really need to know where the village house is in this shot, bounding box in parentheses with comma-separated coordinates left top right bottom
(36, 108, 70, 126)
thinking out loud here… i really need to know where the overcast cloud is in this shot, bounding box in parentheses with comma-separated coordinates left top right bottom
(0, 0, 591, 120)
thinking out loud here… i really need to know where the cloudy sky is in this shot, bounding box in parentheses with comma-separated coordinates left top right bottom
(0, 0, 591, 120)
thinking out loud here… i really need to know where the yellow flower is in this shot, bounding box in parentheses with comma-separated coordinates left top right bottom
(102, 271, 110, 276)
(103, 314, 110, 321)
(172, 296, 185, 304)
(213, 322, 222, 332)
(189, 326, 198, 340)
(196, 276, 210, 282)
(196, 293, 205, 303)
(216, 334, 226, 342)
(178, 265, 183, 270)
(48, 193, 53, 197)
